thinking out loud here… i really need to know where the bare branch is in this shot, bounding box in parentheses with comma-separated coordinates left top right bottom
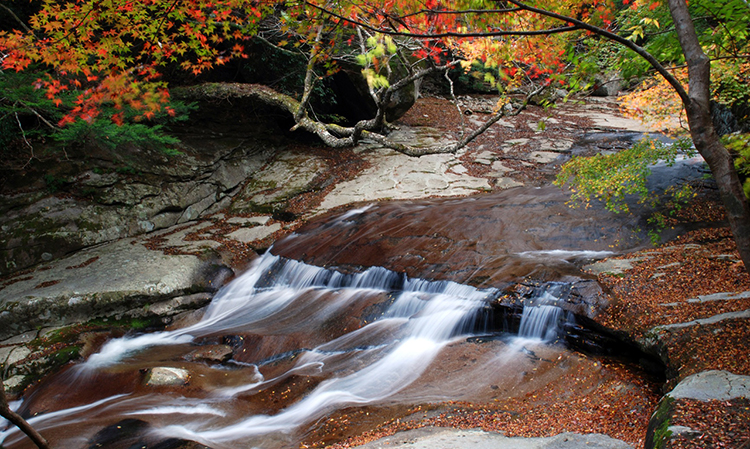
(444, 69, 466, 136)
(295, 25, 325, 123)
(1, 378, 50, 449)
(14, 111, 38, 169)
(0, 3, 32, 33)
(448, 83, 546, 152)
(397, 7, 523, 21)
(23, 106, 58, 131)
(254, 34, 304, 58)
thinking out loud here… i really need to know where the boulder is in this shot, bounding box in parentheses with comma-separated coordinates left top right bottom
(144, 366, 191, 386)
(331, 61, 416, 123)
(87, 418, 212, 449)
(530, 88, 569, 106)
(0, 237, 227, 340)
(645, 371, 750, 449)
(0, 136, 275, 277)
(592, 72, 622, 97)
(667, 370, 750, 401)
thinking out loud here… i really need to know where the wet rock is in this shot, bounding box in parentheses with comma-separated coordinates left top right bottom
(86, 418, 212, 449)
(184, 344, 234, 363)
(144, 367, 191, 386)
(147, 293, 215, 316)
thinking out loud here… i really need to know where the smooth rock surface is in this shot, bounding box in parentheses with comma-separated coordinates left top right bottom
(354, 428, 633, 449)
(316, 145, 491, 212)
(227, 224, 282, 243)
(0, 237, 225, 340)
(144, 367, 191, 386)
(667, 370, 750, 401)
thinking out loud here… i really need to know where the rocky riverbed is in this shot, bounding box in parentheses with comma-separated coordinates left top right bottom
(1, 96, 748, 449)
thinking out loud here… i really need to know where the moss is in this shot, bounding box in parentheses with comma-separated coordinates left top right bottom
(646, 396, 675, 449)
(50, 345, 81, 365)
(85, 315, 164, 332)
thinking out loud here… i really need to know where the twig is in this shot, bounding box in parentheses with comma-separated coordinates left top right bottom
(15, 112, 37, 169)
(24, 106, 58, 131)
(0, 3, 32, 33)
(444, 69, 465, 136)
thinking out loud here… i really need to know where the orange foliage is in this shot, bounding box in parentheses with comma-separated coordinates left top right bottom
(0, 0, 620, 127)
(618, 68, 689, 133)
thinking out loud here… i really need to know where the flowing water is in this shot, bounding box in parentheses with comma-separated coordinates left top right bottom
(0, 185, 667, 449)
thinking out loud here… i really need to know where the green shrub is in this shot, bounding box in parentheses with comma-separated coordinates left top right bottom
(725, 132, 750, 198)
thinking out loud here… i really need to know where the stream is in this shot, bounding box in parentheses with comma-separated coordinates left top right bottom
(1, 177, 699, 449)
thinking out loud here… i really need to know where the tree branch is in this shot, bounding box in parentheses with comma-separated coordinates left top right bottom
(1, 379, 50, 449)
(0, 3, 32, 33)
(449, 83, 546, 152)
(294, 25, 325, 124)
(502, 0, 690, 105)
(304, 2, 578, 38)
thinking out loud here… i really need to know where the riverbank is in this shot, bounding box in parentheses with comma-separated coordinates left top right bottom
(2, 95, 748, 449)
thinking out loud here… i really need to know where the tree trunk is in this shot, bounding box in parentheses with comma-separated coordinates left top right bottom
(668, 0, 750, 271)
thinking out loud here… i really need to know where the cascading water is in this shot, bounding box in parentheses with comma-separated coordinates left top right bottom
(2, 183, 666, 449)
(516, 285, 572, 341)
(2, 252, 574, 449)
(518, 305, 563, 341)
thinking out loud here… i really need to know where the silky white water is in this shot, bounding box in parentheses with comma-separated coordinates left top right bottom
(1, 252, 568, 449)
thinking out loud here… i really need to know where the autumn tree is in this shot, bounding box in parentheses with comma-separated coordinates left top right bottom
(1, 0, 749, 270)
(297, 0, 750, 270)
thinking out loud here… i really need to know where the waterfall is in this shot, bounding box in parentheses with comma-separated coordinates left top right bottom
(518, 305, 563, 341)
(5, 251, 581, 449)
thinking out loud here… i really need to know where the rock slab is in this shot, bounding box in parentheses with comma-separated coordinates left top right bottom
(354, 428, 633, 449)
(667, 370, 750, 401)
(0, 237, 225, 340)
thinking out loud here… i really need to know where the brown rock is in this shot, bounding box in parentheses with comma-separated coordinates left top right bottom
(184, 344, 233, 363)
